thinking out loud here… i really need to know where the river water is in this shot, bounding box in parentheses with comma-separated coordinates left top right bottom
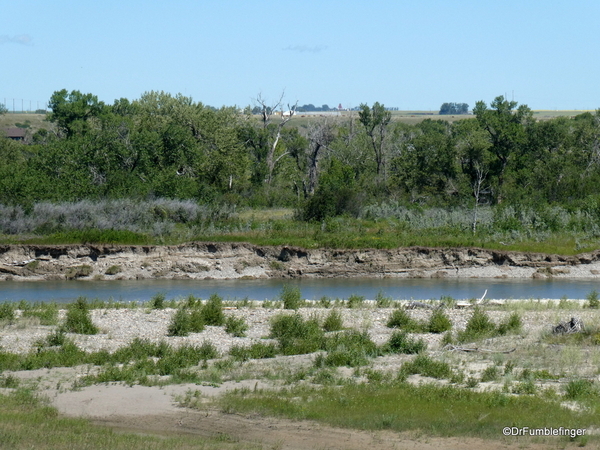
(1, 277, 599, 304)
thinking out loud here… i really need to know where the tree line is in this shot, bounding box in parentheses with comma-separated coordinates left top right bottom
(1, 90, 600, 223)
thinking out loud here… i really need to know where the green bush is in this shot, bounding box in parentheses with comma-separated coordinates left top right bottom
(497, 312, 522, 335)
(224, 315, 248, 337)
(322, 309, 344, 332)
(400, 355, 453, 380)
(480, 365, 500, 382)
(322, 330, 379, 367)
(230, 342, 277, 361)
(188, 308, 205, 333)
(201, 294, 225, 326)
(346, 294, 365, 309)
(587, 290, 600, 309)
(565, 379, 596, 400)
(167, 307, 191, 336)
(427, 308, 452, 333)
(105, 265, 122, 275)
(375, 291, 393, 308)
(0, 303, 15, 323)
(62, 297, 98, 335)
(458, 306, 496, 342)
(386, 309, 421, 332)
(385, 331, 427, 354)
(149, 293, 166, 310)
(270, 313, 324, 355)
(280, 285, 302, 310)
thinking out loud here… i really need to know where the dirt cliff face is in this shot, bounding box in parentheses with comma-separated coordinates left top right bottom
(1, 243, 600, 281)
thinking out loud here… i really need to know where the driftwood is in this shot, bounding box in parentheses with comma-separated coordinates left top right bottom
(444, 344, 516, 354)
(552, 317, 584, 335)
(455, 290, 488, 309)
(406, 301, 435, 310)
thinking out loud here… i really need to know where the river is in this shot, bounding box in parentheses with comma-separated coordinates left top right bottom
(1, 277, 599, 304)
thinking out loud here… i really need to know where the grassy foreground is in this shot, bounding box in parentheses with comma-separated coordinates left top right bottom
(0, 389, 257, 450)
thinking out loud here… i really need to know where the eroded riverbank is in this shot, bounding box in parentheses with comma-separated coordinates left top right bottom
(2, 243, 600, 282)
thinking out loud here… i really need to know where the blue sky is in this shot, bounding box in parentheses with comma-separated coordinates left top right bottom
(2, 0, 599, 111)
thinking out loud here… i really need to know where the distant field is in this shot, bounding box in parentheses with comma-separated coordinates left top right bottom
(0, 113, 52, 134)
(0, 110, 594, 135)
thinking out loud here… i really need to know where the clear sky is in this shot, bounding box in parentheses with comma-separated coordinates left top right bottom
(2, 0, 599, 111)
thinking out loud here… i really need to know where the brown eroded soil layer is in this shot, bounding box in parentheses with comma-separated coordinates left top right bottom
(2, 243, 600, 281)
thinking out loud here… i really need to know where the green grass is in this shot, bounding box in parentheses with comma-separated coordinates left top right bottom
(214, 382, 597, 443)
(0, 388, 257, 449)
(4, 213, 599, 255)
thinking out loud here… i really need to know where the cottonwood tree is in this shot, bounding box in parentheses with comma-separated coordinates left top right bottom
(358, 102, 391, 180)
(302, 119, 335, 196)
(254, 92, 298, 184)
(453, 119, 493, 232)
(473, 96, 533, 203)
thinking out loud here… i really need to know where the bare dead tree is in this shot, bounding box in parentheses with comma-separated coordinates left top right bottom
(471, 162, 489, 234)
(255, 92, 298, 184)
(304, 119, 335, 196)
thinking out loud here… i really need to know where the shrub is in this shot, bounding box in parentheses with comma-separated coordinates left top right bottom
(375, 291, 392, 308)
(270, 313, 324, 355)
(188, 308, 205, 333)
(400, 355, 453, 380)
(62, 297, 98, 334)
(21, 303, 59, 325)
(225, 315, 248, 337)
(322, 309, 344, 332)
(346, 294, 365, 309)
(230, 342, 277, 361)
(202, 294, 225, 326)
(386, 309, 421, 332)
(497, 312, 522, 335)
(427, 308, 452, 333)
(0, 303, 15, 323)
(480, 365, 500, 382)
(167, 307, 191, 336)
(458, 306, 496, 342)
(565, 379, 596, 400)
(322, 330, 379, 367)
(385, 331, 427, 354)
(149, 293, 166, 310)
(587, 290, 600, 309)
(280, 285, 302, 310)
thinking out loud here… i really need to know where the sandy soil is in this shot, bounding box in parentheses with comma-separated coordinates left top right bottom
(2, 302, 597, 449)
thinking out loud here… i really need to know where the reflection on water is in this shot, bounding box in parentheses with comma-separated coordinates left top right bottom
(1, 277, 599, 303)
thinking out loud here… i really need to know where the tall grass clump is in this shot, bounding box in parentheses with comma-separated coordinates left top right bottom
(149, 293, 166, 310)
(0, 302, 15, 324)
(427, 308, 452, 333)
(201, 294, 225, 326)
(384, 331, 427, 354)
(224, 315, 248, 337)
(386, 308, 421, 332)
(457, 306, 496, 342)
(270, 313, 324, 355)
(21, 303, 59, 325)
(586, 290, 600, 309)
(322, 309, 344, 332)
(280, 284, 302, 310)
(319, 330, 379, 367)
(346, 294, 365, 309)
(167, 307, 192, 336)
(399, 355, 453, 380)
(61, 297, 98, 335)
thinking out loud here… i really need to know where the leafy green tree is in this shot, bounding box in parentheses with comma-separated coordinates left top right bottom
(47, 89, 106, 137)
(473, 96, 533, 203)
(358, 102, 392, 178)
(0, 103, 8, 115)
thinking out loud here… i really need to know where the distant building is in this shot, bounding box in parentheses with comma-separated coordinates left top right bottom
(3, 128, 26, 141)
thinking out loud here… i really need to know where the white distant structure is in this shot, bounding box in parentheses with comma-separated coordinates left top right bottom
(282, 110, 295, 117)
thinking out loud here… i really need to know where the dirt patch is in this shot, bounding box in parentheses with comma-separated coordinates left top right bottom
(92, 410, 560, 450)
